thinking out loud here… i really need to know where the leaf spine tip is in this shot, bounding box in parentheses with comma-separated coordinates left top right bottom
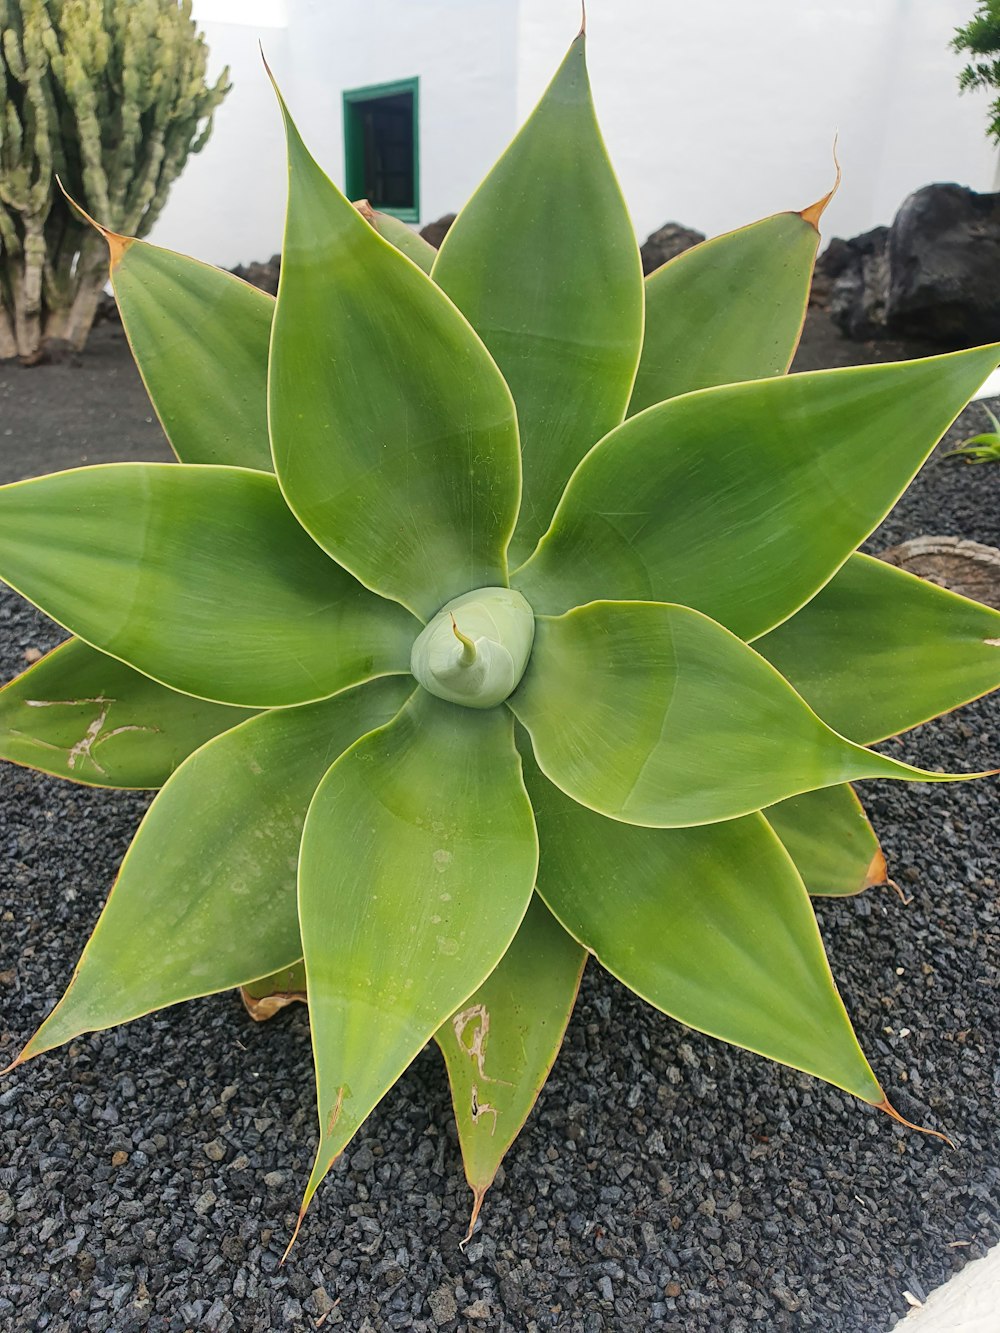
(280, 1208, 306, 1265)
(799, 137, 842, 231)
(55, 178, 133, 271)
(871, 1095, 955, 1148)
(0, 1052, 25, 1079)
(461, 1186, 488, 1248)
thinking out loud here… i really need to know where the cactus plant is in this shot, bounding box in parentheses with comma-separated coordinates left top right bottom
(2, 27, 1000, 1250)
(0, 0, 229, 362)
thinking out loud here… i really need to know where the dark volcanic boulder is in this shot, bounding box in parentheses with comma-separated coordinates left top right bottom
(886, 184, 1000, 346)
(822, 227, 890, 340)
(639, 221, 706, 276)
(230, 254, 281, 296)
(419, 213, 456, 249)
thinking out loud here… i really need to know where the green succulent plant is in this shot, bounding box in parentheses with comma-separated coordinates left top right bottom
(2, 28, 1000, 1249)
(946, 403, 1000, 462)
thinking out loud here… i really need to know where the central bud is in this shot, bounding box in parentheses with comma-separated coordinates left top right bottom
(410, 587, 535, 709)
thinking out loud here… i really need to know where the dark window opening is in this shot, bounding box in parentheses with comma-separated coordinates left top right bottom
(344, 79, 419, 222)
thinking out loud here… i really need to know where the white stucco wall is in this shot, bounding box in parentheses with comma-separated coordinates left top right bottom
(283, 0, 519, 230)
(149, 6, 290, 267)
(153, 0, 519, 267)
(151, 0, 1000, 268)
(519, 0, 999, 244)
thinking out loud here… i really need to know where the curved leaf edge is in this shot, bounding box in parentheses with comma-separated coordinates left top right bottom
(513, 346, 1000, 633)
(266, 72, 524, 618)
(509, 599, 996, 832)
(435, 926, 587, 1243)
(531, 806, 885, 1105)
(288, 690, 539, 1254)
(0, 688, 323, 1074)
(755, 552, 1000, 743)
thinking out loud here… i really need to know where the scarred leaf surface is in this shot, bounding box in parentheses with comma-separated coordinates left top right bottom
(296, 690, 538, 1224)
(436, 894, 585, 1233)
(9, 678, 412, 1067)
(0, 637, 254, 787)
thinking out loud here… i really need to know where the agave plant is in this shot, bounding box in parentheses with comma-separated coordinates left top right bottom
(2, 28, 1000, 1250)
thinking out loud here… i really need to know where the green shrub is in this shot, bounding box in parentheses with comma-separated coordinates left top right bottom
(0, 0, 228, 361)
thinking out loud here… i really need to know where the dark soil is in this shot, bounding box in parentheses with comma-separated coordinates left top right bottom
(0, 312, 998, 1332)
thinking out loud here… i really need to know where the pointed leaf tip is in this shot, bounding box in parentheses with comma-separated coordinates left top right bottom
(55, 177, 133, 270)
(864, 848, 888, 890)
(461, 1187, 487, 1248)
(0, 1051, 26, 1079)
(799, 141, 842, 232)
(579, 1, 587, 37)
(280, 1205, 307, 1265)
(872, 1095, 955, 1148)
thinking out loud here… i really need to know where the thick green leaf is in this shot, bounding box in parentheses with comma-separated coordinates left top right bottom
(435, 894, 585, 1232)
(355, 201, 437, 274)
(521, 748, 883, 1103)
(8, 678, 412, 1068)
(296, 690, 538, 1221)
(755, 553, 1000, 743)
(0, 637, 254, 787)
(110, 236, 274, 470)
(514, 347, 1000, 639)
(268, 91, 521, 620)
(432, 33, 643, 566)
(0, 463, 418, 708)
(766, 785, 886, 898)
(509, 601, 971, 828)
(629, 210, 819, 416)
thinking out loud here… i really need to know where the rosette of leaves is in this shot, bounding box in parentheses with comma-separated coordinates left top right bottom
(2, 30, 1000, 1246)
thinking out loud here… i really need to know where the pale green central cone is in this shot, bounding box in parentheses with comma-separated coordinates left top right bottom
(410, 588, 535, 709)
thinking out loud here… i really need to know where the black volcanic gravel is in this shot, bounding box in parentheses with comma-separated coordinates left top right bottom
(0, 315, 998, 1331)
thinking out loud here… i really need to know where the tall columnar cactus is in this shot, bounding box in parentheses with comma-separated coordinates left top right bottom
(1, 29, 1000, 1250)
(0, 0, 229, 361)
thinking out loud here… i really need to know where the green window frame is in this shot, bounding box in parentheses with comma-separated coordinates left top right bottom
(343, 77, 420, 223)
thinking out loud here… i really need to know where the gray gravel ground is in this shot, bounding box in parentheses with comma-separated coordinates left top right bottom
(0, 323, 998, 1331)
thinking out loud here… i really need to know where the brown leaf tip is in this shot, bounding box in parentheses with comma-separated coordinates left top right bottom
(0, 1051, 25, 1079)
(55, 177, 133, 271)
(579, 1, 587, 37)
(863, 849, 888, 891)
(872, 1095, 955, 1149)
(460, 1186, 488, 1248)
(799, 138, 842, 232)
